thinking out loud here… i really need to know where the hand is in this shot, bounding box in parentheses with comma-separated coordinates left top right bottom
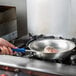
(0, 38, 16, 48)
(0, 38, 17, 55)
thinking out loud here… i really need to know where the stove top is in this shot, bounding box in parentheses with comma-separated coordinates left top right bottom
(10, 34, 76, 65)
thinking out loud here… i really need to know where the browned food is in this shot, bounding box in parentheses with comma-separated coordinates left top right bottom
(43, 46, 58, 53)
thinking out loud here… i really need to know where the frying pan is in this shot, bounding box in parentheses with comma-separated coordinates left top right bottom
(12, 39, 76, 60)
(27, 39, 76, 60)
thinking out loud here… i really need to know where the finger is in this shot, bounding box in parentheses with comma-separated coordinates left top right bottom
(2, 46, 9, 55)
(0, 46, 6, 54)
(0, 46, 3, 54)
(6, 41, 16, 48)
(7, 47, 13, 55)
(13, 51, 17, 55)
(8, 43, 16, 48)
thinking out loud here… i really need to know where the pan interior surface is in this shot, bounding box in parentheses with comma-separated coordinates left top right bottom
(28, 39, 75, 52)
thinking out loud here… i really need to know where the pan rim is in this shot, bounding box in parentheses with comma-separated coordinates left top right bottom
(28, 38, 76, 53)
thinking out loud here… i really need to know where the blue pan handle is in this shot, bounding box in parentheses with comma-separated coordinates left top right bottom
(12, 48, 26, 53)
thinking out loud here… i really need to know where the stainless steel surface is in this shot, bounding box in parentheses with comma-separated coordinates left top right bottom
(26, 0, 74, 38)
(0, 55, 76, 76)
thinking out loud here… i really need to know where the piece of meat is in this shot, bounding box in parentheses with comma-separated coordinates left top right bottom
(43, 46, 58, 53)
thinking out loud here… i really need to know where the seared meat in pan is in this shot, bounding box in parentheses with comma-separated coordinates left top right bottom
(43, 46, 58, 53)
